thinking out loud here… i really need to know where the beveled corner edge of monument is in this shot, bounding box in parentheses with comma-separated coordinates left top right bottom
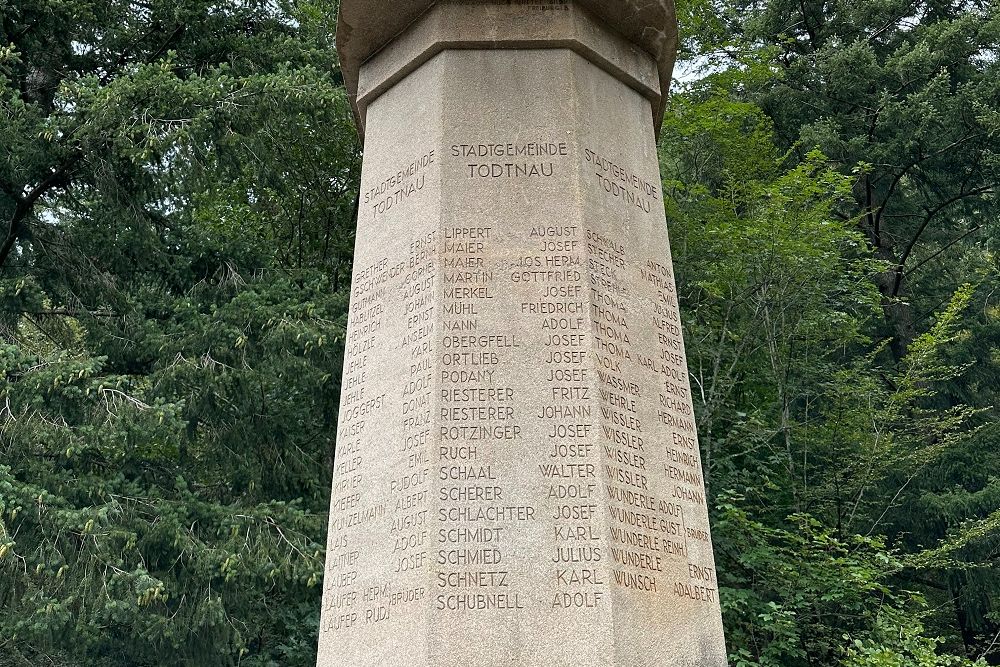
(336, 0, 679, 139)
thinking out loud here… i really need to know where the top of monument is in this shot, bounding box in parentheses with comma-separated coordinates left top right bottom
(336, 0, 679, 137)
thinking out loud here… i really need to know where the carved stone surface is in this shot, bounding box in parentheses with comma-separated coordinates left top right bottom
(318, 2, 728, 665)
(336, 0, 678, 136)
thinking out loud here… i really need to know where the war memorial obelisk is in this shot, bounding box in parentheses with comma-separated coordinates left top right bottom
(318, 2, 728, 665)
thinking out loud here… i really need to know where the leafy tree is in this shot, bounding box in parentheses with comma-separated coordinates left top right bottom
(661, 44, 999, 661)
(734, 0, 1000, 360)
(718, 504, 986, 667)
(1, 0, 359, 664)
(701, 0, 1000, 657)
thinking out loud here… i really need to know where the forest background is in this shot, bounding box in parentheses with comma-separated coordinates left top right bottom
(1, 0, 998, 664)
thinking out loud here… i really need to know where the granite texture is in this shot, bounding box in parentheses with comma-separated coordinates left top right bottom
(318, 3, 727, 665)
(337, 0, 678, 137)
(355, 3, 663, 131)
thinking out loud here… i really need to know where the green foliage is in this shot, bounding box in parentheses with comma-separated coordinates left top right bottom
(1, 0, 355, 664)
(0, 270, 347, 665)
(663, 8, 1000, 659)
(732, 0, 1000, 359)
(718, 503, 984, 667)
(843, 615, 986, 667)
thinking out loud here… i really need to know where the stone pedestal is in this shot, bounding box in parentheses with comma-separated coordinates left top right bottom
(319, 2, 728, 665)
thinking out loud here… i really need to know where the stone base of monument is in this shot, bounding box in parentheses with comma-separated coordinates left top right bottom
(319, 2, 728, 665)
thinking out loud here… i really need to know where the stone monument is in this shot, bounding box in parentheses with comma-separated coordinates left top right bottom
(319, 2, 728, 665)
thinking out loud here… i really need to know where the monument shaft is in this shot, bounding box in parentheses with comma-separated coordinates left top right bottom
(320, 3, 728, 665)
